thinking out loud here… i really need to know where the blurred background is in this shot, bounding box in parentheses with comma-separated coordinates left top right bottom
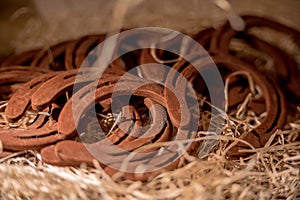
(0, 0, 299, 61)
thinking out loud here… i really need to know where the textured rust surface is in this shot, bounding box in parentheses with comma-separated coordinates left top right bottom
(1, 15, 298, 181)
(209, 15, 300, 99)
(5, 72, 58, 121)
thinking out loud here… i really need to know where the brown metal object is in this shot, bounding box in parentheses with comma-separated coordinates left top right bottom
(64, 32, 137, 76)
(139, 49, 169, 83)
(41, 140, 173, 182)
(65, 34, 106, 70)
(213, 55, 286, 156)
(210, 15, 300, 99)
(57, 76, 159, 137)
(0, 17, 293, 179)
(0, 66, 49, 84)
(5, 72, 59, 121)
(163, 52, 286, 156)
(192, 28, 215, 50)
(30, 69, 99, 111)
(0, 122, 61, 151)
(138, 33, 193, 83)
(210, 15, 300, 51)
(41, 104, 142, 167)
(163, 53, 216, 129)
(1, 70, 84, 151)
(39, 74, 195, 181)
(1, 100, 63, 151)
(0, 49, 42, 66)
(1, 102, 64, 151)
(0, 66, 49, 100)
(31, 41, 76, 71)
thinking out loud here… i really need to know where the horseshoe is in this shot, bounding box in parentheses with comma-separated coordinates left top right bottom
(104, 105, 142, 144)
(30, 69, 102, 111)
(65, 34, 106, 70)
(0, 66, 49, 100)
(213, 55, 286, 156)
(164, 52, 286, 155)
(5, 72, 59, 121)
(0, 66, 49, 84)
(0, 49, 42, 66)
(192, 28, 215, 50)
(0, 122, 62, 151)
(1, 70, 67, 155)
(138, 38, 214, 129)
(138, 33, 195, 83)
(41, 104, 143, 167)
(1, 97, 63, 151)
(58, 94, 171, 153)
(47, 138, 182, 181)
(57, 75, 159, 137)
(210, 15, 300, 51)
(210, 15, 300, 99)
(111, 98, 172, 151)
(64, 33, 131, 77)
(31, 41, 76, 71)
(40, 74, 195, 181)
(139, 49, 170, 83)
(163, 55, 207, 129)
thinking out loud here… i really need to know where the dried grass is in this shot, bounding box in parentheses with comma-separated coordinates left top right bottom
(0, 123, 299, 200)
(1, 1, 300, 199)
(1, 85, 300, 199)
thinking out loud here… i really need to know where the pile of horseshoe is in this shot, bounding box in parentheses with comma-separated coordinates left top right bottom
(0, 15, 299, 181)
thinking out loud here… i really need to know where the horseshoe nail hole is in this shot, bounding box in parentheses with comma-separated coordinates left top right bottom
(78, 79, 120, 100)
(63, 73, 77, 80)
(29, 80, 43, 89)
(17, 130, 58, 139)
